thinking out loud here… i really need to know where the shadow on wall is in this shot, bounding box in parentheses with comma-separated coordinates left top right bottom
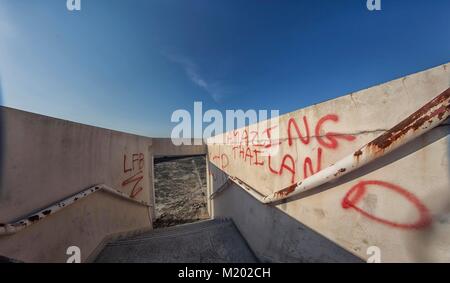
(403, 121, 450, 262)
(212, 177, 362, 262)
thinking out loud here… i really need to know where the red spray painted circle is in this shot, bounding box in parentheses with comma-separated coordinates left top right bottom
(342, 180, 431, 230)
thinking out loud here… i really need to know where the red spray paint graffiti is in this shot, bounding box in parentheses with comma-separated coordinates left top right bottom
(288, 116, 310, 145)
(271, 114, 354, 183)
(212, 113, 355, 185)
(315, 114, 356, 149)
(122, 153, 145, 198)
(303, 147, 322, 179)
(212, 153, 230, 170)
(342, 180, 431, 230)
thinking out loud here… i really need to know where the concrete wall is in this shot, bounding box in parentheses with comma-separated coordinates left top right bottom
(152, 138, 206, 157)
(0, 107, 208, 262)
(207, 63, 450, 262)
(0, 108, 155, 262)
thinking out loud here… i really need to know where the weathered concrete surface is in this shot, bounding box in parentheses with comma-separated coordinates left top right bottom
(208, 63, 450, 262)
(212, 185, 362, 262)
(153, 156, 209, 228)
(0, 107, 210, 262)
(95, 219, 258, 263)
(0, 107, 154, 262)
(152, 138, 206, 157)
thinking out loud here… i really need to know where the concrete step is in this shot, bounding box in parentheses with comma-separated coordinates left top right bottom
(95, 219, 259, 263)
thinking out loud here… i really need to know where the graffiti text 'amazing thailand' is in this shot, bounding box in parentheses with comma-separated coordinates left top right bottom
(210, 113, 355, 185)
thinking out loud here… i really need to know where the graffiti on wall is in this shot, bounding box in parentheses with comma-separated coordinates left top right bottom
(209, 113, 433, 231)
(122, 153, 145, 198)
(210, 113, 355, 185)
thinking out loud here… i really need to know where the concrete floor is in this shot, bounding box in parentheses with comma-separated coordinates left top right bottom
(95, 219, 258, 263)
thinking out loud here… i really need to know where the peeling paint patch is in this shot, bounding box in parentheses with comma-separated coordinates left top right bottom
(334, 168, 346, 177)
(28, 215, 40, 222)
(274, 184, 297, 199)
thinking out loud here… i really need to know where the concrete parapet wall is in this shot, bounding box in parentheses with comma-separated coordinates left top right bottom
(208, 63, 450, 262)
(152, 138, 206, 157)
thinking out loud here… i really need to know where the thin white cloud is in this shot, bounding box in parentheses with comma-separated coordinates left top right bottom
(0, 5, 16, 40)
(165, 53, 224, 102)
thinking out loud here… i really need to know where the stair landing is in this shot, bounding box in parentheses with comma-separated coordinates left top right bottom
(95, 219, 258, 263)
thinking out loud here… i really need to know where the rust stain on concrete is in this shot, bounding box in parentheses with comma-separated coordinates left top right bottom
(367, 88, 449, 153)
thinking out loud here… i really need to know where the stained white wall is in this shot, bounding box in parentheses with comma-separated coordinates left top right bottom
(0, 108, 207, 262)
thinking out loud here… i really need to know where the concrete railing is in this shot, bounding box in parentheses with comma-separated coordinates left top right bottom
(152, 138, 206, 158)
(212, 88, 450, 206)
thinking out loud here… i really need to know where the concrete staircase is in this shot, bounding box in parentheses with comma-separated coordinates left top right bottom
(95, 219, 258, 263)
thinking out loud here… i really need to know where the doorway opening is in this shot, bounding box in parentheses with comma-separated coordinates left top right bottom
(152, 155, 209, 228)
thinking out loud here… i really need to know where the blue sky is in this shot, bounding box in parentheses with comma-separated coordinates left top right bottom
(0, 0, 449, 137)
